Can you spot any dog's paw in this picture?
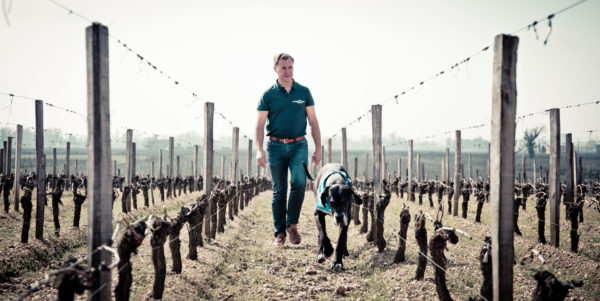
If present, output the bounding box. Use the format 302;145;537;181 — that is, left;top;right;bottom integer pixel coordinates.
330;262;345;272
317;253;326;263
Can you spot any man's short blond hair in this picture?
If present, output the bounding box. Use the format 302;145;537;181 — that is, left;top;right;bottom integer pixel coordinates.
274;53;294;66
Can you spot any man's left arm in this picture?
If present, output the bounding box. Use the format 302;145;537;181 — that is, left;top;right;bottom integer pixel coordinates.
306;105;322;166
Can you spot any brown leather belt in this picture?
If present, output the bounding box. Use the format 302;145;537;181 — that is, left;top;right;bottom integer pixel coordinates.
269;136;305;143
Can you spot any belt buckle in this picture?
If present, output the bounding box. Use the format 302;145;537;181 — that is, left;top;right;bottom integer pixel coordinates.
283;138;293;143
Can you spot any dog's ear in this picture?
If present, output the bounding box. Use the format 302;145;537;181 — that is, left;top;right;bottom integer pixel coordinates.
321;187;330;205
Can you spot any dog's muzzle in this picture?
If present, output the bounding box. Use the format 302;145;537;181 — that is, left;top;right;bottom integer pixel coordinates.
334;213;348;227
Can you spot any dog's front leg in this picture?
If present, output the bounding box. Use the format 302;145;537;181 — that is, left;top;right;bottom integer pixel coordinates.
315;211;334;263
332;225;349;271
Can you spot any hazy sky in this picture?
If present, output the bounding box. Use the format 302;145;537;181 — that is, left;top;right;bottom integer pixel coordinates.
1;0;599;151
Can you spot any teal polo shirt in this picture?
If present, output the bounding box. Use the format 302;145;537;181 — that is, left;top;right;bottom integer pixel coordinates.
257;80;315;139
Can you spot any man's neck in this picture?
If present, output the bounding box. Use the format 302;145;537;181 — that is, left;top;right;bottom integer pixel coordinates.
278;78;293;91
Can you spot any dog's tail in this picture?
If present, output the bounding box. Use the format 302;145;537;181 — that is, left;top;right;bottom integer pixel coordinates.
302;162;314;181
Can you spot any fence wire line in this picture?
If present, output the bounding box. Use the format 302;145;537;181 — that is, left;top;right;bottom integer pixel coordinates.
327;0;592;139
379;99;600;148
45;0;251;139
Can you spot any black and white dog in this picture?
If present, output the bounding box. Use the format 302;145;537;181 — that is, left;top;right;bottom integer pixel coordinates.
309;163;362;271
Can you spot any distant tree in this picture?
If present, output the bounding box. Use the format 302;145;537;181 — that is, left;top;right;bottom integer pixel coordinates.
523;127;544;158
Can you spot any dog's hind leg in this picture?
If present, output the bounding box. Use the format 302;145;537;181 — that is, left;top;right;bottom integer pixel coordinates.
315;211;334;263
332;225;349;271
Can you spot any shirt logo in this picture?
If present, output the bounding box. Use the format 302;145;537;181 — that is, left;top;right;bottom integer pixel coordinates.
292;99;305;104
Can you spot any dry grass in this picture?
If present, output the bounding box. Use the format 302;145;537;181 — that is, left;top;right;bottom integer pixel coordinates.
1;188;599;300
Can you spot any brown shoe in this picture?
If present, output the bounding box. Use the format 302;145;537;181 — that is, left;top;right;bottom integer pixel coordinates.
273;232;285;246
287;224;301;245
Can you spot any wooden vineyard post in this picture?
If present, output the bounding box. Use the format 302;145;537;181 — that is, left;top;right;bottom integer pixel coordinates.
132;143;136;179
247;139;253;178
565;134;574;208
52;148;57;176
416;153;420;182
327;138;332;163
203;102;214;240
125;129;132;184
34;100;46;240
86;22;112;300
14;125;22;211
398;157;401;180
453;130;461;217
159;149;163;178
522;155;527;183
169;137;174;192
231;127;239;182
548;108;560;247
65;142;70;190
490;33;518;301
341;127;347;167
371;105;386;251
445;148;450;184
5;136;11;178
468;153;472;179
194;145;199;187
408;140;413;201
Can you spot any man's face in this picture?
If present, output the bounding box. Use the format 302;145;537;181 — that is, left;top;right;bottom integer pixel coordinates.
274;59;293;83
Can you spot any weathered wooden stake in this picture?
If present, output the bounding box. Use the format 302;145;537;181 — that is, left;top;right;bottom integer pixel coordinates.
176;155;180;177
52;148;57;176
125;129;132;184
194;145;199;183
408;140;413;201
565;134;574;209
533;160;537;183
169;137;174;179
159;149;163;178
14;125;22;211
490;33;518;301
522;155;527;183
203;102;214;240
371;105;385;251
453;130;461;217
469;153;472;179
86;22;112;300
445;148;450;184
416;153;421;182
326;138;332;163
231;127;239;182
35;100;46;240
65;141;70;189
247;139;253;178
549;108;560;248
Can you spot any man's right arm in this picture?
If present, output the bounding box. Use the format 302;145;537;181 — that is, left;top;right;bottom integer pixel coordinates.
255;110;268;168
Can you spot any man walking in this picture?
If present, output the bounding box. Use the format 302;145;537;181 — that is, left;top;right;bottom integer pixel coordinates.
256;53;322;246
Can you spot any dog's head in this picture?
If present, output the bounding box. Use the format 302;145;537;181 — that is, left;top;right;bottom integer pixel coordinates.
321;184;353;227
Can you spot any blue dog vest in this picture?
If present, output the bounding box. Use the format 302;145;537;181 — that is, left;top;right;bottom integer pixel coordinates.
316;171;352;215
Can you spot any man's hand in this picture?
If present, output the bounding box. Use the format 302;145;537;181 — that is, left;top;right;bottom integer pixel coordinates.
257;149;267;168
311;148;322;167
